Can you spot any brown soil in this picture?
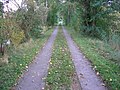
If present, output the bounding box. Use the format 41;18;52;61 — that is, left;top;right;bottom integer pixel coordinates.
71;72;82;90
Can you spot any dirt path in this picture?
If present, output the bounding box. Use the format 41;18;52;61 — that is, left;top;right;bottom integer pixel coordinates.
15;27;58;90
62;27;107;90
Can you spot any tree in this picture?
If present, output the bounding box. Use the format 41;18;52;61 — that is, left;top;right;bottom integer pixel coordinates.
0;1;4;17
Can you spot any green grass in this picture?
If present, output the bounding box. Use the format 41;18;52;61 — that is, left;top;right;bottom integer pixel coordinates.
0;29;53;90
45;27;74;90
67;27;120;90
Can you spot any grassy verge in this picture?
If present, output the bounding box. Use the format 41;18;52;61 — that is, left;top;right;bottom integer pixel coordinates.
67;27;120;90
0;29;53;90
45;27;74;90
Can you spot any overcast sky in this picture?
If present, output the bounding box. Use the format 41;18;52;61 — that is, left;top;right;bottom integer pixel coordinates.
0;0;22;11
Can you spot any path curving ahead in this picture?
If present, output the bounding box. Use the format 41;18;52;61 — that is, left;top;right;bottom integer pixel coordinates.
15;27;58;90
62;27;107;90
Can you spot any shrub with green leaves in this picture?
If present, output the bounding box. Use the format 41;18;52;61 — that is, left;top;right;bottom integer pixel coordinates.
30;26;43;39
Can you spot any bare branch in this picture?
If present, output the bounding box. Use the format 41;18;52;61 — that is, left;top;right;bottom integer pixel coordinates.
10;0;20;9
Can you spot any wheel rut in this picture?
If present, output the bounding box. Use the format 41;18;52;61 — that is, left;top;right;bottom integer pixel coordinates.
14;26;58;90
62;26;107;90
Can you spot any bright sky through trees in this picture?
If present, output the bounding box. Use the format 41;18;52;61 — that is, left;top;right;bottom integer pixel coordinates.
0;0;22;11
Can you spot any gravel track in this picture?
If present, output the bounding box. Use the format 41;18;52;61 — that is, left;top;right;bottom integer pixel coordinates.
62;27;107;90
15;26;58;90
